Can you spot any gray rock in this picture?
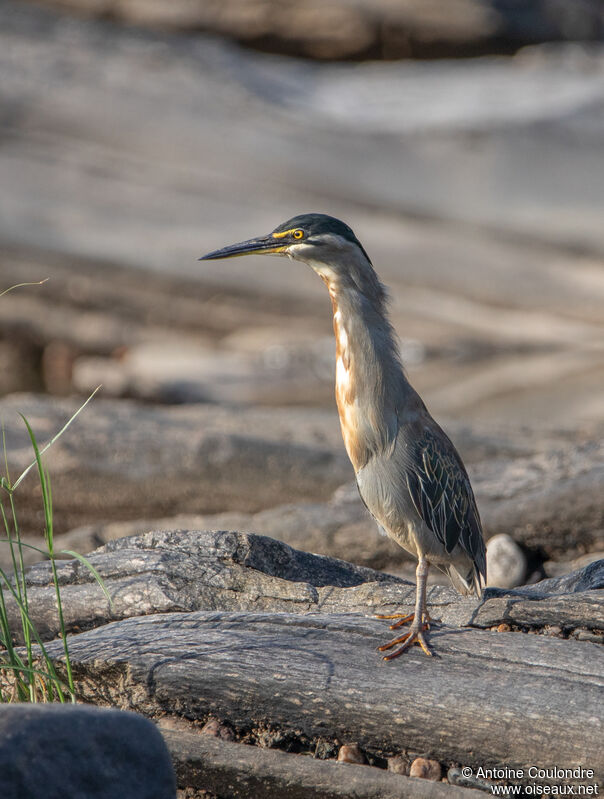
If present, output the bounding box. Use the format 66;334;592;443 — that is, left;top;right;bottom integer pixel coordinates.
473;587;604;631
9;530;603;644
5;529;416;642
10;530;603;796
486;533;527;588
572;628;604;644
38;609;604;780
73;335;335;406
506;559;604;594
0;704;176;799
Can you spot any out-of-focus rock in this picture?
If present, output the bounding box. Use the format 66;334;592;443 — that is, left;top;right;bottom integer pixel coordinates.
41;340;76;396
486;533;527;588
1;394;351;535
543;550;604;578
0;339;41;395
22;0;604;59
0;535;47;574
73;337;334;406
3;4;604;431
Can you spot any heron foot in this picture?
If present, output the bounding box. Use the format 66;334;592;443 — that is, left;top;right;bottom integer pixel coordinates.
378;621;434;659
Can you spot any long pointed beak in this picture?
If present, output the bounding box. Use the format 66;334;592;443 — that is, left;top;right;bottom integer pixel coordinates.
199;234;287;261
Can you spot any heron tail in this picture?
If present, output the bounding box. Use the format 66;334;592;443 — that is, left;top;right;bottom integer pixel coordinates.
447;563;484;597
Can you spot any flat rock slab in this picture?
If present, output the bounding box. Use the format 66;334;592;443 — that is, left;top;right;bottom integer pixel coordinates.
162;729;475;799
10;529;437;641
14;530;604;642
39;609;604;782
0;704;176;799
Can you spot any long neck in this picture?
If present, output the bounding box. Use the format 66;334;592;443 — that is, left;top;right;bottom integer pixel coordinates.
325;264;414;472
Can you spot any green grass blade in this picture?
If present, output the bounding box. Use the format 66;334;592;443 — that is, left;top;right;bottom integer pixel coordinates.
1;425;11;492
61;550;113;608
16;427;75;697
0;571;69;702
0;279;48;299
11;387;101;492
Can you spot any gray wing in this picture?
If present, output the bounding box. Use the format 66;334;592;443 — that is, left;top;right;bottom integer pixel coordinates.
403;425;486;580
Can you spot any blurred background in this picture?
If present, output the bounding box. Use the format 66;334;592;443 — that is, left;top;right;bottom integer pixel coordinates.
1;0;604;585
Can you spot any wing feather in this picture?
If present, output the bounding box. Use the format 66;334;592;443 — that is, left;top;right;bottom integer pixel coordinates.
404;426;486;580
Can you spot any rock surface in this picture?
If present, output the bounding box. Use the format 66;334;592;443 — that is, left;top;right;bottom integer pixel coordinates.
0;704;176;799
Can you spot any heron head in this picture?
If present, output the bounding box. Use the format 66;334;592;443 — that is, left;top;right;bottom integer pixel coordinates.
199;213;372;286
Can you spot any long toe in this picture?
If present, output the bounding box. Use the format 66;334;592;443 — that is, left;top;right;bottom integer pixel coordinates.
375;612;415;630
379;624;434;660
378;631;412;652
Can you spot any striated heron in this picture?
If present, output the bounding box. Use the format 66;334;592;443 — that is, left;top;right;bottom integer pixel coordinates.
200;213;486;659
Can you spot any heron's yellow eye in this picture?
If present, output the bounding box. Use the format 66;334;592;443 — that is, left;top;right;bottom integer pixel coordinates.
292;229;304;240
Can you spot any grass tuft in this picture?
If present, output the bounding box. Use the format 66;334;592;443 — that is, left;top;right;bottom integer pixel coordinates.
0;398;108;702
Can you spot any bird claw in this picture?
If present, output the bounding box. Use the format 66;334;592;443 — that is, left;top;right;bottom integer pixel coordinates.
378;623;434;659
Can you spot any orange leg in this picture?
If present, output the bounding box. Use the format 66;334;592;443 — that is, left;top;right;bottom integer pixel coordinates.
378;557;434;659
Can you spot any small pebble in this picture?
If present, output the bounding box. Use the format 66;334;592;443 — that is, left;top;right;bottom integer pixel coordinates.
546;625;562;637
387;754;407;774
496;623;511;633
200;719;234;741
410;757;442;781
338;743;366;764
